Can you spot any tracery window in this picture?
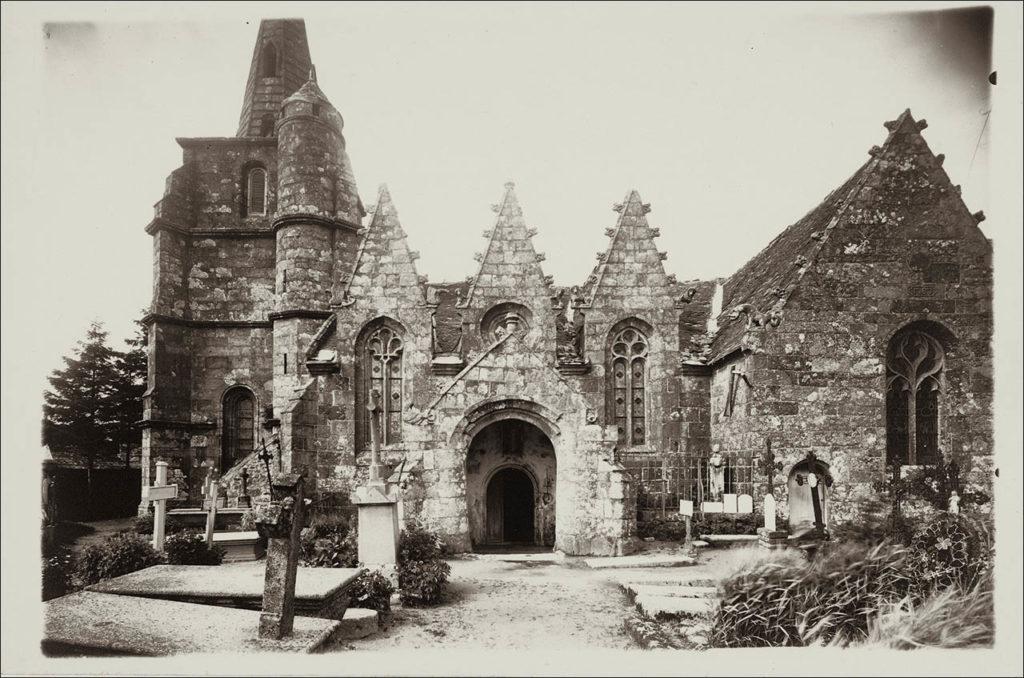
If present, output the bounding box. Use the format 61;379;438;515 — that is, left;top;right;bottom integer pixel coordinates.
358;322;404;447
610;326;649;446
886;327;946;465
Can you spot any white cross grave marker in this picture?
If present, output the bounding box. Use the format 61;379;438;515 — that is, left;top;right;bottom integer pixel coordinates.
144;460;178;551
204;479;220;544
763;494;777;532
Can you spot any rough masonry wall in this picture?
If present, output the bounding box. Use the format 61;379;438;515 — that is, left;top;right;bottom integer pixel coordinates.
714;114;993;525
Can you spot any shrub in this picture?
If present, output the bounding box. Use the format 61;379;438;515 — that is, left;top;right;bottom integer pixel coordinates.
132;513;154;535
710;541;916;648
164;530;225;565
908;513;993;594
853;574;994;649
76;532;164;586
397;520;451;606
348;569;395;613
42;545;76;601
694;512;762;536
300;520;358;568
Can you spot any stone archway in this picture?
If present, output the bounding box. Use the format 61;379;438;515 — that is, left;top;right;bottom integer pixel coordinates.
465;418;556;549
787;458;831;531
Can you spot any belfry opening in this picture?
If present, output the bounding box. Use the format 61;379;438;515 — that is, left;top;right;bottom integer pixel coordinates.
466;419;556;550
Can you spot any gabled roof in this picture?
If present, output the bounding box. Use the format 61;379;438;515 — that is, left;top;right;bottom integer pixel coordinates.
707;109;960;363
342;184;426;307
461;183;552;308
583;189;674;306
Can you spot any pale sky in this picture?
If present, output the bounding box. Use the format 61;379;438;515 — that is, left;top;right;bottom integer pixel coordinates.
0;2;1004;452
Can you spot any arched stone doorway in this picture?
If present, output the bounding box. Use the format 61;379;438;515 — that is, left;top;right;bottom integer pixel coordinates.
466;419;556;549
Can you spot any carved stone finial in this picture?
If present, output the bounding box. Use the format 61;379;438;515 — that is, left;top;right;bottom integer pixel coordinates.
490;204;501;213
973;210;986;223
604;227;616;237
504;181;516;190
409;251;420;261
677;288;697;304
650;227;661;237
883;119;899;131
612;203;624;213
641;203;651;214
473;252;483;262
526;227;538;237
917;119;928;131
868;145;882;157
935;153;945;166
795;255;809;267
810;231;824;241
482;229;493;238
658;252;668;261
536;253;546;262
596;252;606;262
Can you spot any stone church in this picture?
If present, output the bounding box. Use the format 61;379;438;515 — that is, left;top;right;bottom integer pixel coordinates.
140;19;994;555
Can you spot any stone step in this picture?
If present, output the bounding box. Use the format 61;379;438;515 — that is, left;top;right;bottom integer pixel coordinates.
634;594;714;619
211;530;265;563
699;534;760;547
338;607;379;640
583;553;696;570
626;584;717;600
43;591;341;656
87;562;363;620
609;571;716;588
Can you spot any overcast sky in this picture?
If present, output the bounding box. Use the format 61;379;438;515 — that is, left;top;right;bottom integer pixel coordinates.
0;2;1004;452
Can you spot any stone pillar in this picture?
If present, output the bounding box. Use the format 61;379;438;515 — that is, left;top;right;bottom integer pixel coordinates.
256;471;306;640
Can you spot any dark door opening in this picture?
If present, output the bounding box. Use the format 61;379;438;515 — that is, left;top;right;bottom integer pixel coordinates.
485;467;535;544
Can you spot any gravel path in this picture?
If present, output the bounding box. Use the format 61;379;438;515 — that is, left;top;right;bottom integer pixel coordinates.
343;556;638;651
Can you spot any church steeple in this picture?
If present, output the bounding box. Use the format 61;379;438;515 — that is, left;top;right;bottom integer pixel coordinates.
236;19;312;137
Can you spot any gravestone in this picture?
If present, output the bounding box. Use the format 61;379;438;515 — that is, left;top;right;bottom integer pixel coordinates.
702;501;724;514
679;500;694;543
255;471;306;640
722;493;738;514
145;461;178;551
737;494;753;514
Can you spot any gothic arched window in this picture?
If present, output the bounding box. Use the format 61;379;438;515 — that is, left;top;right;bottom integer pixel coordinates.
260;42;278;77
222;386;256;473
246;167;267;216
357;321;404;448
886;327;947;465
610;325;649;446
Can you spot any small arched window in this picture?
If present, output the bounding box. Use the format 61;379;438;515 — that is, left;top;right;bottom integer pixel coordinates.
246;167;267;216
260;42;278;77
222;387;256;473
356;321;405;448
886;326;947;465
610;326;649;446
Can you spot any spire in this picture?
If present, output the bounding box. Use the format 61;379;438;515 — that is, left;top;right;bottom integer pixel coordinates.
344;185;425;308
585;189;672;305
463;182;551;307
236;19;312;137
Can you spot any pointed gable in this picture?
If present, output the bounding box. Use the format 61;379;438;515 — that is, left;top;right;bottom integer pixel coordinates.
463;182;552;309
236;19;313;137
584;189;675;307
343;185;426;309
708;108;987;363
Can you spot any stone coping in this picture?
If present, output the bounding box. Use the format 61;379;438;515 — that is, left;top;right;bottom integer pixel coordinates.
87;563;362;602
43;591;340;656
699;534;760;544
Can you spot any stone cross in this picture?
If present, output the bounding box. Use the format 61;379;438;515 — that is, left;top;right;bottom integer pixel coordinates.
763;494;777;532
204;479;220;544
367;390;386;486
256;471;307;640
145;460;178;551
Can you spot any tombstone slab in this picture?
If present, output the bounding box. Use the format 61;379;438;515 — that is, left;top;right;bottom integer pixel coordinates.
763;495;777;532
701;501;724;514
87;562;361;619
737;494;754;514
43;592;341;656
255;471;306;639
722;493;738;513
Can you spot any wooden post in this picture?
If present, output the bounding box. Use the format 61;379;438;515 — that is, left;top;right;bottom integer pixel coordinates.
204;480;220;544
146;461;178;552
